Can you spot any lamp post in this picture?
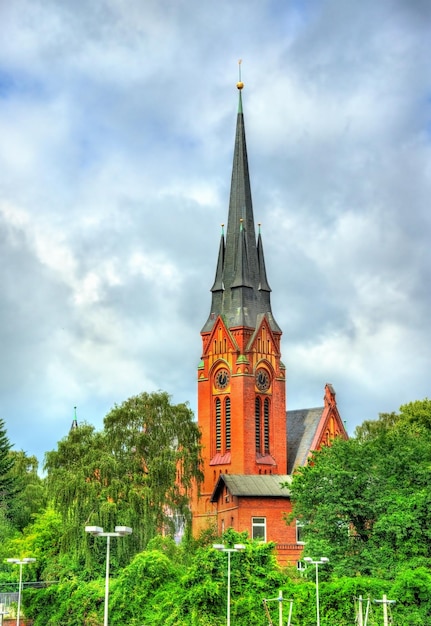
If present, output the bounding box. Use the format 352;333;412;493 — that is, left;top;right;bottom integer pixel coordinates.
6;558;36;626
85;525;132;626
213;544;245;626
303;557;329;626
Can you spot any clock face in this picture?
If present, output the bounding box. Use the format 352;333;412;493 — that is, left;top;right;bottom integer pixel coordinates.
215;368;230;390
255;368;270;391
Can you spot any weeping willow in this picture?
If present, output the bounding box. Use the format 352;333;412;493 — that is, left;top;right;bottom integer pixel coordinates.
44;391;203;572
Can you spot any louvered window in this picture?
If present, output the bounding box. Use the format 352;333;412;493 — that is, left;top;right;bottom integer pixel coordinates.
215;398;221;451
255;397;261;452
225;397;231;451
264;398;270;453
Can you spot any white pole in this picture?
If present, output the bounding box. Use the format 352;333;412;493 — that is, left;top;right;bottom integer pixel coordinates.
358;595;363;626
382;594;388;626
104;535;110;626
85;526;131;626
287;599;293;626
227;550;231;626
315;562;320;626
364;597;370;626
278;590;282;626
16;562;23;626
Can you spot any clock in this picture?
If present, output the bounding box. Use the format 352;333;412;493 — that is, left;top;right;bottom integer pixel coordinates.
215;368;230;390
255;368;270;391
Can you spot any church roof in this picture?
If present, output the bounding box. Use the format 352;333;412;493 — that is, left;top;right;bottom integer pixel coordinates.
211;473;292;502
287;407;325;474
202;84;280;334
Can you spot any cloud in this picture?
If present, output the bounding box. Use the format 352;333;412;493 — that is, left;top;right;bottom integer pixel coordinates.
0;0;430;464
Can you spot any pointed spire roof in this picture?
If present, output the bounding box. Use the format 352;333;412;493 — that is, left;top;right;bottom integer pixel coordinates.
211;224;225;292
70;406;78;431
202;72;280;334
257;224;271;292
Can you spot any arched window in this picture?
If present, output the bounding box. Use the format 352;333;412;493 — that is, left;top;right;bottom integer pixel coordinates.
215;398;221;452
225;397;231;451
255;396;271;455
255;397;261;452
264;398;270;454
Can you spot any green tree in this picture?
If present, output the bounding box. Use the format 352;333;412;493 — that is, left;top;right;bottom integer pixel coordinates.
44;391;203;573
8;450;47;531
0;418;20;517
289;399;431;578
6;507;65;581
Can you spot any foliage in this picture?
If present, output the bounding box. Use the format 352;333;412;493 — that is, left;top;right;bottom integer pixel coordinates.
25;531;290;626
289;399;431;579
0;418;20;515
0;506;20;577
21;524;431;626
43;391;203;575
8;450;47;531
389;567;431;625
5;507;67;582
26;578;103;626
12;397;431;624
109;549;181;625
102;390;203;544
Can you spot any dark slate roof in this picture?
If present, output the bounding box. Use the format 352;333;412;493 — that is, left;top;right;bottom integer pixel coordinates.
211;473;291;502
287;407;324;474
202;89;280;334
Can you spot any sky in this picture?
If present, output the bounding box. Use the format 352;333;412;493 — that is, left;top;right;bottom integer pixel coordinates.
1;0;430;468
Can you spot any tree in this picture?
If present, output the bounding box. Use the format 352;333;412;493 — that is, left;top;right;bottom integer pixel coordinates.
289;400;431;579
44;391;203;572
8;450;47;531
354;398;431;441
0;419;20;516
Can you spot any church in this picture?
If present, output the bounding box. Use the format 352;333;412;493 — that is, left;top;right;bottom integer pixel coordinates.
191;76;347;566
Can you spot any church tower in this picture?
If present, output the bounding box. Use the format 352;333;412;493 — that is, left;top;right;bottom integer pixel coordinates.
193;77;287;533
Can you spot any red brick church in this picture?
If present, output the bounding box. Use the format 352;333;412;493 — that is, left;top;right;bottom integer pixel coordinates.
191;78;347;566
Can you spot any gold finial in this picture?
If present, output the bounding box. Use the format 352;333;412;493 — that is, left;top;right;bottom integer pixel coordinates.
237;59;244;90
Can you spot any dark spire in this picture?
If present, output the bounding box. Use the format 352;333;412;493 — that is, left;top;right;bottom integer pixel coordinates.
211;224;225;292
202;72;280;334
231;219;253;289
257;224;271;292
70;406;78;431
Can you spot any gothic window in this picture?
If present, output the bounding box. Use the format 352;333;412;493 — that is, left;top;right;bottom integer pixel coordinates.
255;397;261;452
215;398;221;452
225;397;231;451
255;396;271;455
264;398;270;454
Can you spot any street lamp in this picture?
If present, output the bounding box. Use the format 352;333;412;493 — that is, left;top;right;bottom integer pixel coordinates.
213;543;245;626
6;558;36;626
303;557;329;626
85;525;132;626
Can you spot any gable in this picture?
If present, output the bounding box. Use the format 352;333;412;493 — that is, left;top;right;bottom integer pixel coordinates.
287;384;348;473
246;313;281;356
201;315;238;358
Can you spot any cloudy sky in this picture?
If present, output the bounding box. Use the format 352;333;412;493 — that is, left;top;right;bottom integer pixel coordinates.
1;0;430;467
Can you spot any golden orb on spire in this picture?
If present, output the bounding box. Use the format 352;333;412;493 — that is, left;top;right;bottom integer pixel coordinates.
237;58;244;89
